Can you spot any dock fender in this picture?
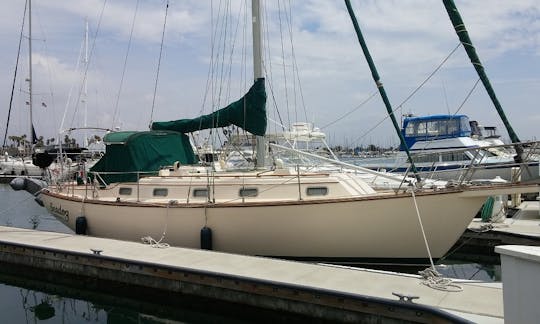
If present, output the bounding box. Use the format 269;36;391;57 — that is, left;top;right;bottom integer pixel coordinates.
200;226;213;250
9;177;47;196
75;216;87;235
9;177;26;191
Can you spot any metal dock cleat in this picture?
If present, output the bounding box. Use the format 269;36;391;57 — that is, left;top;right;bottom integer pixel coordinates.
392;292;419;303
90;249;103;255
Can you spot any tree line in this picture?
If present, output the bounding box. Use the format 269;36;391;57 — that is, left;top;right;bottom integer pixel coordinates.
4;134;102;149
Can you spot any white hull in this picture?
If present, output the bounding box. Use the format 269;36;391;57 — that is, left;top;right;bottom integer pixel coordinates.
42;187;486;260
0;158;43;176
354;156;539;183
419;162;539;183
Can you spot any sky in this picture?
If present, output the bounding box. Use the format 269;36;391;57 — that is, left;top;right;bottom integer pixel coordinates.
0;0;538;148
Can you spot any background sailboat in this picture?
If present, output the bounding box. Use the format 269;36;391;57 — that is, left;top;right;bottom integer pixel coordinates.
1;0;43;178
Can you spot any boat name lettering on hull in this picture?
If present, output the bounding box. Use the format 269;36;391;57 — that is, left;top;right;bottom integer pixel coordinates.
49;203;69;222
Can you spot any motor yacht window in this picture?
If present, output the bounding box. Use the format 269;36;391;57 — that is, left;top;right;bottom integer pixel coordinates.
405;122;417;136
405;121;427;137
153;188;168;197
416;122;426;136
460;117;471;134
447;119;459;135
427;120;441;136
239;188;258;197
440;151;470;162
411;153;439;163
192;188;208;197
119;187;132;196
306;187;328;196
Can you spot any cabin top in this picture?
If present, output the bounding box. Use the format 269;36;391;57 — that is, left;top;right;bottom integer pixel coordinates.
401;115;471;150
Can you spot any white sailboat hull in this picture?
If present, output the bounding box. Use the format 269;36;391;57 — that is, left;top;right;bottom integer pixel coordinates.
41;188;486;260
0;159;43;176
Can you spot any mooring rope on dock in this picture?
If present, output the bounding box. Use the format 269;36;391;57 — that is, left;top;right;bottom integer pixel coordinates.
410;185;463;292
468;223;494;233
141;235;170;248
140;200;175;248
418;268;463;292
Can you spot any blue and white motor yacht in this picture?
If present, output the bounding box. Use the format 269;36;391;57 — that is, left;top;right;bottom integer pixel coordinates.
353;114;539;182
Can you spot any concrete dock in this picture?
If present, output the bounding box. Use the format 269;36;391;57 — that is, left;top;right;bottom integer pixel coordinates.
0;226;505;323
450;201;540;263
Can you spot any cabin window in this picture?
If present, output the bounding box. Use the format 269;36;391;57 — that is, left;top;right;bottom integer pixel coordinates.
439;152;470;162
405;123;415;136
411;153;439;163
239;188;258;197
306;187;328;196
405;121;427;137
447;119;459;135
460;117;471;133
118;187;132;196
416;122;426;136
192;188;208;198
427;120;441;136
153;188;168;197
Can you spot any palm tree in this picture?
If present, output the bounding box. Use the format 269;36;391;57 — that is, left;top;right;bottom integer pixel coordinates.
36;136;44;147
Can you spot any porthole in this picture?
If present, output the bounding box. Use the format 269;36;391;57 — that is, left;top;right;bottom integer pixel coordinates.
119;187;132;196
239;188;258;197
153;188;168;197
192;188;208;197
306;187;328;196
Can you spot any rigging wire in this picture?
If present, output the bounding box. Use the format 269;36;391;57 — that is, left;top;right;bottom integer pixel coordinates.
199;0;220;116
61;0;108;134
276;0;291;128
217;0;246;151
283;0;308;123
216;0;230;109
224;1;245;102
213;0;232;148
348;43;462;147
452;77;481;116
61;38;84;138
194;0;222;159
112;0;139;129
3;0;28;148
35;12;60;135
261;2;285;133
149;0;169;128
320;90;378;130
202;1;259;154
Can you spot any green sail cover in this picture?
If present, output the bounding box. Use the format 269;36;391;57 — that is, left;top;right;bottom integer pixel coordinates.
151;78;267;135
89;130;197;184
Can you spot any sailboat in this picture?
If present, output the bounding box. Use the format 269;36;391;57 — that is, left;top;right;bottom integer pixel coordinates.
30;1;539;263
1;0;44;178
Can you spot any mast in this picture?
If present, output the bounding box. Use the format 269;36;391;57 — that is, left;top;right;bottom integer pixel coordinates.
83;19;89;147
28;0;34;146
252;0;265;168
344;0;421;182
442;0;524;161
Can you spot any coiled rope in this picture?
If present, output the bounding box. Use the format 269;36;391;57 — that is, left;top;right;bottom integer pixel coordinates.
418;268;463;292
141;200;173;248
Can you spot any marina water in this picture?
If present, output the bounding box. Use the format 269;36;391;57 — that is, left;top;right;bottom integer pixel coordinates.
0;183;499;322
